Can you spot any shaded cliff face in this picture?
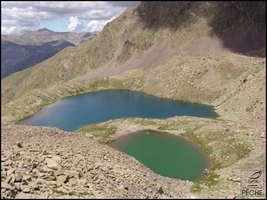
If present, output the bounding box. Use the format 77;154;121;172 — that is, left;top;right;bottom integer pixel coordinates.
1;39;75;78
137;1;266;56
136;1;200;30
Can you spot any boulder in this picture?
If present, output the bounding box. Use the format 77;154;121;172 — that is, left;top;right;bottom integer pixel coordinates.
45;158;60;170
57;175;69;184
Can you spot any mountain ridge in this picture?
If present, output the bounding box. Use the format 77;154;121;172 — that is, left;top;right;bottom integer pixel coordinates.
1;29;98;78
2;29;98;45
1;39;75;78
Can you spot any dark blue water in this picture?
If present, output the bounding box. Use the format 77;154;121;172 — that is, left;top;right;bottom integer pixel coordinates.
19;90;218;131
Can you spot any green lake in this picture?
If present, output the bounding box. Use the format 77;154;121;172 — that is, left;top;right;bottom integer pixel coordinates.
110;130;208;181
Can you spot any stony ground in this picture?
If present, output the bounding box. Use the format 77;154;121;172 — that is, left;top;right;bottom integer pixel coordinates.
2;115;264;198
1;125;192;199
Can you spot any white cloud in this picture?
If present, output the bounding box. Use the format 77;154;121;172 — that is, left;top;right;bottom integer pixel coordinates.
87;16;116;32
87;20;105;32
1;1;139;33
2;26;16;34
3;6;52;21
67;16;83;32
2;19;17;25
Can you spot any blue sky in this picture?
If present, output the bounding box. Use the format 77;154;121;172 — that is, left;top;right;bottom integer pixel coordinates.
37;18;70;32
1;1;139;34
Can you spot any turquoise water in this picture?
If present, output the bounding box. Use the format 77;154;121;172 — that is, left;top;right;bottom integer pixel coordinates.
110;130;208;181
19;90;218;131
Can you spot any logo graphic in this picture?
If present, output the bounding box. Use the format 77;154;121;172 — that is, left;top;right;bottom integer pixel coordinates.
241;169;265;197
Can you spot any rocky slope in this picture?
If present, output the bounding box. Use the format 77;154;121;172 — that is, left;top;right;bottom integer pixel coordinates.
1;2;266;199
1;125;191;199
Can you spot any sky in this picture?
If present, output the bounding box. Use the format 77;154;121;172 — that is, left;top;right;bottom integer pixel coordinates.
1;1;139;34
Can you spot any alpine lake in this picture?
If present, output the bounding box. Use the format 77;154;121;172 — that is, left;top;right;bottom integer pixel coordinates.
20;90;218;181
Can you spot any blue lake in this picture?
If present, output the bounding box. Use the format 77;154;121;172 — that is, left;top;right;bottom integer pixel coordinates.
19;90;218;131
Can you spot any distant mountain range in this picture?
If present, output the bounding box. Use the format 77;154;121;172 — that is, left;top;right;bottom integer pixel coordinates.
1;28;98;78
1;39;75;78
2;28;98;45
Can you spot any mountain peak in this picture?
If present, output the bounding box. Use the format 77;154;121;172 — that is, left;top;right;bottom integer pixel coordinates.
38;28;54;32
20;29;34;34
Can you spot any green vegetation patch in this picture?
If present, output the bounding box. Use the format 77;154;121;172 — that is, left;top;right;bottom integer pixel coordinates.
78;124;107;133
158;124;177;131
138;119;158;126
181;128;213;155
203;130;252;167
181;125;253;193
191;170;220;193
179;127;222;190
77;124;117;138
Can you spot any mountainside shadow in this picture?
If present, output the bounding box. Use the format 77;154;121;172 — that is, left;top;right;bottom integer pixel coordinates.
136;1;202;31
208;1;266;57
136;1;266;57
